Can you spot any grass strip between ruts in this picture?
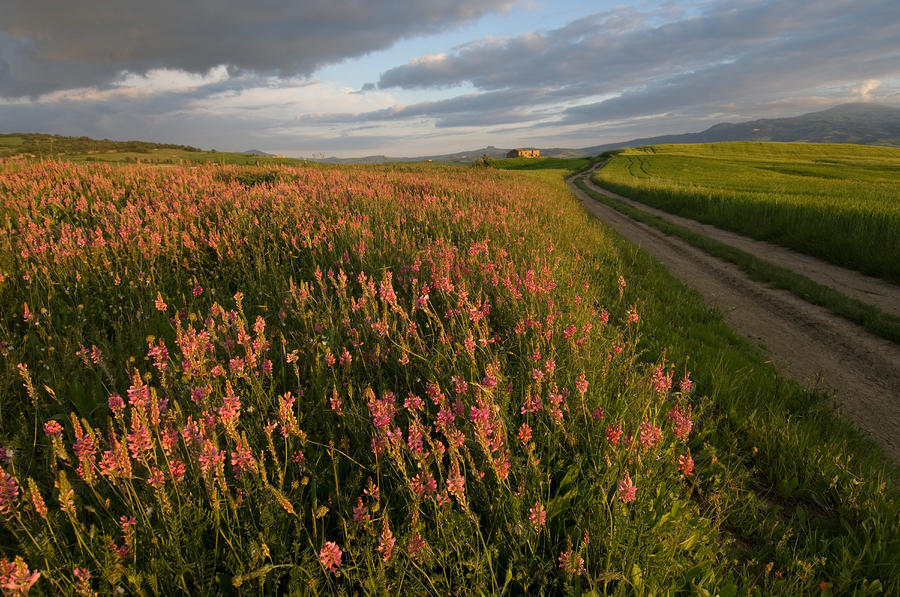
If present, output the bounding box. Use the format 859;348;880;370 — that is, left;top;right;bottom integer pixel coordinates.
574;177;900;346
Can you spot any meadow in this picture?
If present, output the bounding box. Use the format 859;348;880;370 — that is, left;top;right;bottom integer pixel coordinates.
591;142;900;283
0;159;896;594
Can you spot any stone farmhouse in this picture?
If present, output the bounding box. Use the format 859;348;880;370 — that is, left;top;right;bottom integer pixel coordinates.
506;148;541;158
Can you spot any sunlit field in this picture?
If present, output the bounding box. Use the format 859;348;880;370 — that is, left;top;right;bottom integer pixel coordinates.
592;142;900;282
0;160;896;594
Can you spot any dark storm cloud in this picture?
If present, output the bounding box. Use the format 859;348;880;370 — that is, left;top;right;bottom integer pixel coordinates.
368;0;900;126
0;0;514;97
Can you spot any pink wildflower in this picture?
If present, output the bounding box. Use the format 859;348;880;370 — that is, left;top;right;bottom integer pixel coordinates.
627;306;639;323
606;424;622;445
0;469;19;519
679;372;693;395
517;423;532;446
378;519;396;562
678;452;695;477
319;541;342;574
43;420;63;436
352;497;368;523
446;470;466;503
638;419;663;451
108;394;125;413
411;471;437;496
618;471;637;503
528;502;546;530
154;292;167;312
558;547;585;575
667;404;693;440
0;556;40;594
73;567;92;596
407;534;426;562
575;371;588;396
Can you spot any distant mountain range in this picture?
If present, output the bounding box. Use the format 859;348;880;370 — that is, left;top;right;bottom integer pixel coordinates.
319;102;900;163
579;103;900;154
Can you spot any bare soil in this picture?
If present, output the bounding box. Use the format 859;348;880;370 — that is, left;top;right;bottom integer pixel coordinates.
569;168;900;463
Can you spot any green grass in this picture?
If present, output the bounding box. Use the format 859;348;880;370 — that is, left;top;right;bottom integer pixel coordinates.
575;178;900;345
0;159;897;594
592;142;900;283
487;156;594;171
0;132;308;165
0;136;24;148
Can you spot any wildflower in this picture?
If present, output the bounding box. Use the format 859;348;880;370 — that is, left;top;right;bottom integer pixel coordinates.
154;292;167;312
627;306;639;323
605;424;622;445
528;502;546;530
27;479;47;519
446;470;466;504
407;424;425;457
147;339;169;373
192;284;203;296
679;371;693;395
364;478;380;502
667;404;693;440
575;371;588;396
217;382;242;432
147;467;165;488
119;516;136;554
544;358;556;375
168;459;186;483
0;556;40;594
638;419;663;451
591;407;605;421
230;441;255;477
352;497;367;523
126;423;152;462
520;393;542;414
319;541;342;574
678;452;695;477
190;387;207;403
404;393;424;411
73;568;93;596
558;547;585;575
43;420;64;436
411;471;437;496
198;440;224;475
107;394;125;413
407;534;426;562
0;469;19;519
618;471;637;503
339;347;352;367
378;519;396;562
517;423;533;446
482;363;499;389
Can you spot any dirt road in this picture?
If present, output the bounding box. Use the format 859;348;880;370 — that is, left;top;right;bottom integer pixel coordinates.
568;167;900;463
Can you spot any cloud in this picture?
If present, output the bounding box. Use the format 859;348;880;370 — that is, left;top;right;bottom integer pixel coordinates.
0;0;515;97
854;79;883;100
370;0;900;128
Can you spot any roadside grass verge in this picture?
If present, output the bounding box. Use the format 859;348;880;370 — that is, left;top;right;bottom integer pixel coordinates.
519;167;900;594
592;143;900;283
575;178;900;345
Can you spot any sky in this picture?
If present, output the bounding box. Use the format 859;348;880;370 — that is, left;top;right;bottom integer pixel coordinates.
1;0;899;157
